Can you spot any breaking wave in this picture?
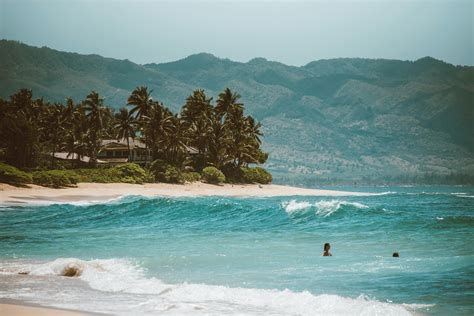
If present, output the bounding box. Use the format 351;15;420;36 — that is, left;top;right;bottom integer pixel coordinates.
1;258;428;315
282;199;369;216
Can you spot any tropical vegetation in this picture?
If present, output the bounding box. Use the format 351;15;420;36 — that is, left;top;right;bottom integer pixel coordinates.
0;162;32;185
202;167;226;184
0;87;270;186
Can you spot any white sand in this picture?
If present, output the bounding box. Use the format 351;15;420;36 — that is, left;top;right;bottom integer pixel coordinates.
0;182;374;205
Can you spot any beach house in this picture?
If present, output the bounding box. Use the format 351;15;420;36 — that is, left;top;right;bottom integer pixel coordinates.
52;138;198;166
98;138;199;165
97;138;150;165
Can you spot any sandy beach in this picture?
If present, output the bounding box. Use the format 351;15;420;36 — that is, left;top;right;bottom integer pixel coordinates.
0;302;88;316
0;182;374;205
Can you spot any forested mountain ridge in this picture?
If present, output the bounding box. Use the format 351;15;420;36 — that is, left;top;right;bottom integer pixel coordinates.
1;40;473;184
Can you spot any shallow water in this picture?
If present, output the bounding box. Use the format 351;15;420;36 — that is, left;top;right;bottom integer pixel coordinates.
0;186;473;315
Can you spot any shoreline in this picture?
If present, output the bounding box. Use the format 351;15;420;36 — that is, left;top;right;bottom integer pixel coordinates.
0;299;92;316
0;182;376;205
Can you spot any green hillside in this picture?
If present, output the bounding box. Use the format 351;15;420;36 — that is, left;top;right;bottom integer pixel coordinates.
1;40;473;184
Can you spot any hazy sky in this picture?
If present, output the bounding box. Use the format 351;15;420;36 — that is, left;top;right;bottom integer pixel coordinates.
1;0;472;66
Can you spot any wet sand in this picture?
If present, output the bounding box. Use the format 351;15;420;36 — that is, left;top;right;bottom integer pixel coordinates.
0;301;89;316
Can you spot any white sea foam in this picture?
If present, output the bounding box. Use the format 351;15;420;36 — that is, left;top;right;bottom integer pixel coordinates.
315;200;369;217
62;195;130;206
281;200;313;213
1;258;429;315
1;195;130;208
374;191;398;195
449;192;474;198
282;199;369;216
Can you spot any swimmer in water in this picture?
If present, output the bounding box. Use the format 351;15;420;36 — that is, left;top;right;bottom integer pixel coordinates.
392;252;399;257
323;243;332;256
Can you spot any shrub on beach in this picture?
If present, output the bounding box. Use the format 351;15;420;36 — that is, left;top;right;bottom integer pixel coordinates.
182;171;201;183
32;170;78;188
149;159;166;182
65;171;80;185
241;167;272;184
114;163;149;184
72;168;119;183
31;171;53;187
0;162;32;184
163;165;184;183
149;160;185;183
202;166;225;184
53;164;151;185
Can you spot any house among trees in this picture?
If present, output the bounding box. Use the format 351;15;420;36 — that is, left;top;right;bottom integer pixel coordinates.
52;138;199;166
97;138;199;165
98;138;149;164
51;139;149;166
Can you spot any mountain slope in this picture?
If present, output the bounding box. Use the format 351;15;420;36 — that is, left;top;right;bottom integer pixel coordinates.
1;40;473;184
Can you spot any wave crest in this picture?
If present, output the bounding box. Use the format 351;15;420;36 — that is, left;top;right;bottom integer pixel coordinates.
281;199;369;216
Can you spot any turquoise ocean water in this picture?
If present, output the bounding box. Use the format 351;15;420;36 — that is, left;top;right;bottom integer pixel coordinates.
0;186;473;315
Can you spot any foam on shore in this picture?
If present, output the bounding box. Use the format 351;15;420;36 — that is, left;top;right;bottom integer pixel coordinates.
1;258;431;315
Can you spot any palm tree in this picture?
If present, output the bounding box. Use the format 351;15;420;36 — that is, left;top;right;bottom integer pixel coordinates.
2;89;42;168
45;103;66;167
208;88;246;169
244;116;263;145
163;116;189;166
208;114;232;169
128;86;153;120
141;103;174;160
10;88;34;114
188;117;213;155
62;101;89;167
180;89;213;128
63;97;76;125
114;108;137;160
180;90;214;170
83;91;107;165
229;115;266;168
83;91;105;128
215;88;242;121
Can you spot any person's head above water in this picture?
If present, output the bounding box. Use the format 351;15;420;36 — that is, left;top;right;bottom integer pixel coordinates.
392;252;399;257
323;243;332;256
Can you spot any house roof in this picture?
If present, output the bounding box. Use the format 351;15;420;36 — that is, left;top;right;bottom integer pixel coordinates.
101;138;147;149
52;152;107;164
100;138;199;154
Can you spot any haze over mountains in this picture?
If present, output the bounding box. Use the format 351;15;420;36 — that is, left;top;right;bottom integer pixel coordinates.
1;40;473;184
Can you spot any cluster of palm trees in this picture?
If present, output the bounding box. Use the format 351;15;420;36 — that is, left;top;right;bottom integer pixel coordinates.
0;87;268;174
122;86;268;172
0;89;114;168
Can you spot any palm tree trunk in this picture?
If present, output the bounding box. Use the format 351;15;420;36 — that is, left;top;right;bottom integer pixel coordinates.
51;140;56;168
126;137;131;162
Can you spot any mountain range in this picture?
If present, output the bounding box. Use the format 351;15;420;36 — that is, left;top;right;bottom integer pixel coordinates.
1;40;473;184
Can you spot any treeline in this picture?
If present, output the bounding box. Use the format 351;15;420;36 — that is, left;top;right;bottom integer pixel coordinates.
0;87;271;184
